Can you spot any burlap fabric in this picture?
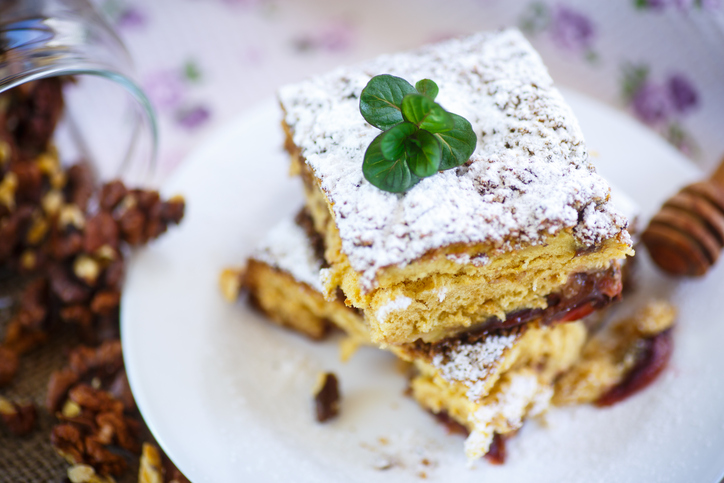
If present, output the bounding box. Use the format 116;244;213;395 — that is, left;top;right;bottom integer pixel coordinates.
0;278;139;483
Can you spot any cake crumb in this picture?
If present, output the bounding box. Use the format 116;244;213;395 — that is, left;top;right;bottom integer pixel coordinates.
313;372;340;423
219;267;245;302
372;456;395;471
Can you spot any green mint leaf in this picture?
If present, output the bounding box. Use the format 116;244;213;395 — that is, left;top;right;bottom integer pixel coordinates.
401;93;454;133
405;130;442;178
415;79;439;100
360;75;417;130
434;113;477;170
380;122;417;161
363;133;420;193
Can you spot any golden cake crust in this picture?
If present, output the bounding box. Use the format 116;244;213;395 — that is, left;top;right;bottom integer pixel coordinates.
279;29;632;293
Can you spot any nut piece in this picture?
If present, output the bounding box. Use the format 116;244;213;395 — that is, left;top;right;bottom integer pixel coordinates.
59;204;86;230
0;346;19;387
67;464;117;483
74;255;101;286
108;370;135;411
47;368;80;412
51;423;85;464
68;340;123;378
0;397;37;436
90;290;120;316
68;384;123;414
62;399;83;418
3;319;47;355
0;171;18;209
84;212;119;253
41;189;64;216
219;267;245;302
49;263;91;304
99;181;127;211
25;211;49;245
66;164;95;211
139;443;164;483
313;372;340;423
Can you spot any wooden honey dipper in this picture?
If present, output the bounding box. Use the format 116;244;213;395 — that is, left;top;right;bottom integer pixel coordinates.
642;159;724;276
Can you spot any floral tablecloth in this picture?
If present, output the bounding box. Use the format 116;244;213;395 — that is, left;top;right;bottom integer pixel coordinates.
90;0;724;181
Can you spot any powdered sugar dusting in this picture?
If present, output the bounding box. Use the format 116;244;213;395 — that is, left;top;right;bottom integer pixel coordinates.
376;296;413;323
279;29;629;291
464;371;551;460
431;332;520;401
446;253;489;267
251;217;323;292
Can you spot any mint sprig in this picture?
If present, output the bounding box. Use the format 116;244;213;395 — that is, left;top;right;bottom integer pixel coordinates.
360;75;477;193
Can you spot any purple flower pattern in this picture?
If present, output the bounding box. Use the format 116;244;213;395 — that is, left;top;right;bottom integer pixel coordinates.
550;5;596;54
634;0;720;10
631;83;672;125
143;61;211;131
667;74;699;114
100;0;146;30
623;65;700;154
87;0;719;176
292;20;355;53
143;71;185;111
116;7;146;29
519;3;598;62
176;106;212;130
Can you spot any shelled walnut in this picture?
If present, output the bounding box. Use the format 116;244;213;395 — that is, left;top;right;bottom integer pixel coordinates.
0;78;188;481
49;342;141;477
0;396;37;436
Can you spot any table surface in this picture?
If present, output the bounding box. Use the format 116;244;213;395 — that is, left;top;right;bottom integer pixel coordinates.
89;0;724;181
23;0;720;481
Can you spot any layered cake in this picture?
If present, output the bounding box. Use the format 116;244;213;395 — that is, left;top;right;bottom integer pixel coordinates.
229;212;589;459
226;213;673;460
220;29;676;463
278;29;633;346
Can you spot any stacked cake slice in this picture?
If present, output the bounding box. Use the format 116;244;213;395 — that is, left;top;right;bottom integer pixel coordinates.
226;29;643;461
279;30;631;348
241;210;593;459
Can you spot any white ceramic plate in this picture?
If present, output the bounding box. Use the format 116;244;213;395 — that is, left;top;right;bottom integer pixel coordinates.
122;90;724;483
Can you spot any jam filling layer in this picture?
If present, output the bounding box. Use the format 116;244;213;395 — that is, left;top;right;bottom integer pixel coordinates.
406;264;623;359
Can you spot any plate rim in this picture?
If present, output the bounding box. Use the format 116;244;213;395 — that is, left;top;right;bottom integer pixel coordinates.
122;90;724;483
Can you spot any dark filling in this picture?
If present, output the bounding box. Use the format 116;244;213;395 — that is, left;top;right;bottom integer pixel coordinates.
314;372;341;423
430;411;508;464
293;205;624;356
484;433;507;465
595;328;673;407
431;410;469;436
407;264;623;359
295;208;364;317
295;207;328;269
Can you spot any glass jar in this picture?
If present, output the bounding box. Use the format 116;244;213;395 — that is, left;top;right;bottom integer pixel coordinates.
0;0;156;183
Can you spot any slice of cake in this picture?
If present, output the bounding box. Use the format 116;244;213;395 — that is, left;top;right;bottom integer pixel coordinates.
410;323;585;460
225;213;674;461
278;29;633;346
234;212;371;346
226;213;589;460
